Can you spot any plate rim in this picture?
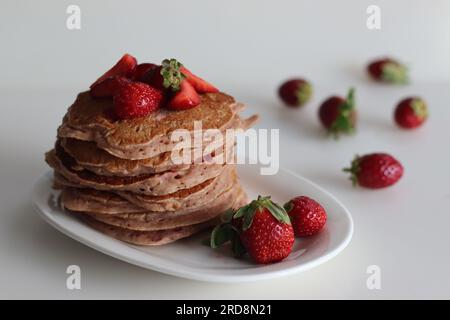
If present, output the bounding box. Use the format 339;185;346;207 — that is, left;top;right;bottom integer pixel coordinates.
31;169;353;283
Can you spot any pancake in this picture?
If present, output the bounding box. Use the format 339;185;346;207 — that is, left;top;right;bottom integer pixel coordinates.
60;165;236;213
117;166;236;211
61;187;145;214
58;91;245;160
59;113;258;176
45;81;259;246
73;183;247;231
81;214;215;246
46;144;227;196
60;135;236;177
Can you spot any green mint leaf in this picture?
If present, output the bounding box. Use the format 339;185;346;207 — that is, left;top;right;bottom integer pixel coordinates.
221;208;235;223
210;223;234;248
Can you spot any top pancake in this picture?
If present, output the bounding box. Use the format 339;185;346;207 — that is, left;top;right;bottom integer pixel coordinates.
58;91;242;160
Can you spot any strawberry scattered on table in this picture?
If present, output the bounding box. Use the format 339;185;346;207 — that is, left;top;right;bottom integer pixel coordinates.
343;153;404;189
394;97;428;129
278;78;312;107
367;57;408;84
284;196;327;237
319;88;357;138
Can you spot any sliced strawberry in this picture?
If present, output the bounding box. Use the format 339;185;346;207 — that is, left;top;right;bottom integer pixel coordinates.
90;77;129;98
180;67;218;93
90;54;137;88
168;80;200;110
133;63;157;82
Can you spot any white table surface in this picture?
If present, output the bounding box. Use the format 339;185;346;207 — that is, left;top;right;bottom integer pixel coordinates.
1;0;450;299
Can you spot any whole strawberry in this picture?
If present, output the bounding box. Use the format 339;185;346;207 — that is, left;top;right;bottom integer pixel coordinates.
284;196;327;237
319;88;356;137
278;78;312;107
394;97;428;129
113;81;163;119
367;58;408;84
211;196;294;264
343;153;403;189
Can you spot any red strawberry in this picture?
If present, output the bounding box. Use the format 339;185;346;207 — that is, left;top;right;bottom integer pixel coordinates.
141;65;164;90
168;80;200;110
284;196;327;237
133;63;157;82
319;88;357;137
90;77;129;98
90;54;137;88
394;97;428;129
343;153;403;189
278;78;312;107
367;58;408;84
211;196;294;264
113;81;163;119
180;67;218;93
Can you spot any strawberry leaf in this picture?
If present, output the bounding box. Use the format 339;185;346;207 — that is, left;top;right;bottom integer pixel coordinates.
161;58;186;92
242;207;257;230
221;208;235;223
411;98;428;119
343;154;361;186
329;88;356;138
233;205;249;219
210;223;235;248
295;82;312;106
382;62;408;84
265;201;291;225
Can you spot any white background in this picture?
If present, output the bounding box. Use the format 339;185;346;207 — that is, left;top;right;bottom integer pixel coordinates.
1;0;449;299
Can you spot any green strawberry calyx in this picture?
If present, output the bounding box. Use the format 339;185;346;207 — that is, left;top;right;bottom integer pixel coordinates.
234;195;290;230
381;61;409;84
329;87;356;138
209;196;290;257
160;58;186;92
342;154;361;186
411;98;428;120
295;81;313;106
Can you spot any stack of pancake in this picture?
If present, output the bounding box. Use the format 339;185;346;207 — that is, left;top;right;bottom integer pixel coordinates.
46;91;258;245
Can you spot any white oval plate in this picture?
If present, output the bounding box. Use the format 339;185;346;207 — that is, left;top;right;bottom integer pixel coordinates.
32;165;353;283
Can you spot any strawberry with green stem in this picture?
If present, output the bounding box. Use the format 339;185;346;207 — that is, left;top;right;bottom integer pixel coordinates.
278;78;313;107
318;88;357;138
367;58;409;84
343;153;404;189
394;97;428;129
210;196;294;264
